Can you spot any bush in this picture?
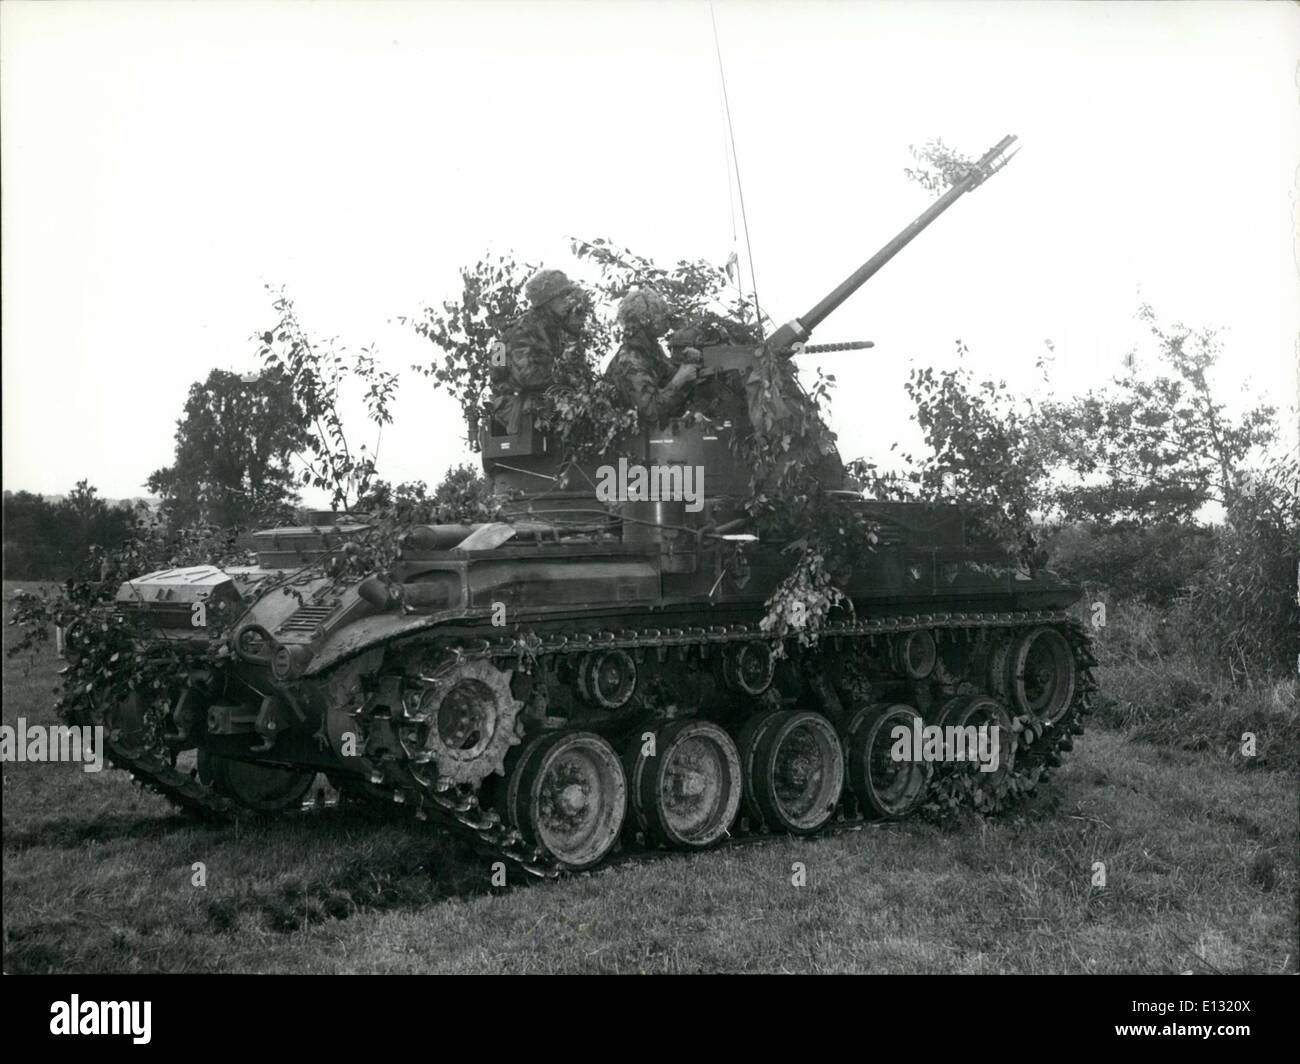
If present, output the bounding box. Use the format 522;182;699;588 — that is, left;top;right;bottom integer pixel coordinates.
1088;596;1205;666
1093;662;1299;774
1046;522;1215;606
1181;458;1299;682
1050;457;1297;684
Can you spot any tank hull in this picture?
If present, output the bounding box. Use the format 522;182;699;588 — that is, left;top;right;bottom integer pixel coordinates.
93;488;1094;876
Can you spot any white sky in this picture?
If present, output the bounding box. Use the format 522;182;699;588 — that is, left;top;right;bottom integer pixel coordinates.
3;0;1297;502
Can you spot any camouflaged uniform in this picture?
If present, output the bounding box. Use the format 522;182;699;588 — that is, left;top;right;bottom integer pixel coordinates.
489;307;569;433
488;270;587;434
605;325;692;424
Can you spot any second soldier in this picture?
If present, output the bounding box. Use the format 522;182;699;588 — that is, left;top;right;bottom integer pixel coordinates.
605;286;700;425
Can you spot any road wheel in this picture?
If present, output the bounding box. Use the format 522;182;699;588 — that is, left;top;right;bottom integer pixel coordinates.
1008;627;1077;724
512;731;626;871
627;720;741;850
199;752;316;813
844;702;930;819
937;694;1015;779
752;710;844;835
735;707;786;829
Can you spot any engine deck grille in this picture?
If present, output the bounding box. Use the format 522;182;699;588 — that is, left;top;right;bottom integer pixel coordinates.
277;603;339;634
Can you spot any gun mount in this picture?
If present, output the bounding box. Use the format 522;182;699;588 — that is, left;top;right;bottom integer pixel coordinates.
484;134;1020;494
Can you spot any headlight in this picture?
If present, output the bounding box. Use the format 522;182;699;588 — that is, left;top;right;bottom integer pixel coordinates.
271;644;312;680
272;646;293;679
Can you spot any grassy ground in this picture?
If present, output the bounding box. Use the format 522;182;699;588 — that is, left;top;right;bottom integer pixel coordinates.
3;582;1296;974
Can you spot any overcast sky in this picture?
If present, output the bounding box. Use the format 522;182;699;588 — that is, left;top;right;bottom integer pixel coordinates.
3;0;1297;503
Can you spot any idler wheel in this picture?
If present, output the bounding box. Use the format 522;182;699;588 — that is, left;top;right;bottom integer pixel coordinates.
1008;627;1077;725
892;629;937;680
844;703;931;819
752;710;844;835
199;752;316;813
937;694;1015;779
577;650;638;710
511;731;626;871
735;707;786;829
722;642;776;696
627;720;741;850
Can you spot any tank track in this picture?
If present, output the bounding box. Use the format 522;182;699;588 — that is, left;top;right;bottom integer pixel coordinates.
70;609;1098;882
70;733;239;823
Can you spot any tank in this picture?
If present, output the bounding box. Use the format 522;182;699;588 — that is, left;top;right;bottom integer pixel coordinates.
81;134;1096;876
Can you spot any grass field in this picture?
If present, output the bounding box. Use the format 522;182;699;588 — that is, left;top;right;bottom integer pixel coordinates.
3;582;1296;974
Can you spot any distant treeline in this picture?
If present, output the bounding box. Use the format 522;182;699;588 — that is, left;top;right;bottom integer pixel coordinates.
3;483;144;581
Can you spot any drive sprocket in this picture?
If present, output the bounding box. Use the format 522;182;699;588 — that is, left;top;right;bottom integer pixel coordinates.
404;659;524;785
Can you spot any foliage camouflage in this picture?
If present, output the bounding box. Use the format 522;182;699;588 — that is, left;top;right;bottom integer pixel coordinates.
256;286;399;513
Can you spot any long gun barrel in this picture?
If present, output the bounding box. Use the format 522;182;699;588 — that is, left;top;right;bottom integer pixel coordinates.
765;134;1019;354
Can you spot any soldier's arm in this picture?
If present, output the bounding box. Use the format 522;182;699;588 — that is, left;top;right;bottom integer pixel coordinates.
625;364;697;422
506;318;555;390
656;364;699;417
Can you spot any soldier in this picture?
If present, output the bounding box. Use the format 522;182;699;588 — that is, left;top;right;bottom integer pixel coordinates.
489;268;592;434
605;287;700;423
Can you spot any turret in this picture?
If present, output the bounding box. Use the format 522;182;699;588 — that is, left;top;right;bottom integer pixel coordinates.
483;135;1021;499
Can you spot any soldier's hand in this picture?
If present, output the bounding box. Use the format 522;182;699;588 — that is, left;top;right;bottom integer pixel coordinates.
670;364;700;388
681;346;703;365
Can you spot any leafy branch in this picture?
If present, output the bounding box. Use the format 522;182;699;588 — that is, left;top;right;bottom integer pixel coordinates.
256;286;398;512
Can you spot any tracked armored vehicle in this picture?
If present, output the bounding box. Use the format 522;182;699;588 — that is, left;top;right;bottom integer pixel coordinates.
87;135;1095;876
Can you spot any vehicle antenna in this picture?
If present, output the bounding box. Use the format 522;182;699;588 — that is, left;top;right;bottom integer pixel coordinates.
709;1;762;328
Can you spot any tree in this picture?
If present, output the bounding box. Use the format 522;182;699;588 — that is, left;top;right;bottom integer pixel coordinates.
1040;306;1277;524
2;482;139;579
869;341;1055;557
898;146;1278;531
570;236;764;337
360;464;497;526
2;491;63;578
147;368;306;529
406;254;534;435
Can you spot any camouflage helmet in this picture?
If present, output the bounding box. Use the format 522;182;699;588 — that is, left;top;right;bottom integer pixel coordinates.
524;268;578;308
617;287;671;334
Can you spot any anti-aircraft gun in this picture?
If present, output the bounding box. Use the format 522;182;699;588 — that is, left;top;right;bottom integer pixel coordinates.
483;134;1020;503
81;133;1092;877
709;134;1019;367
